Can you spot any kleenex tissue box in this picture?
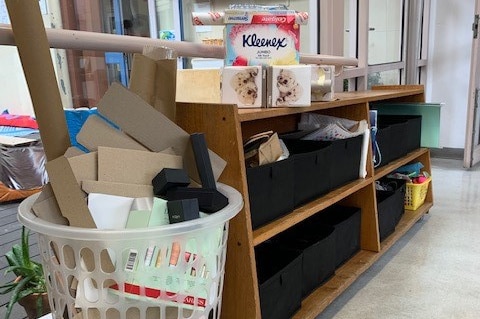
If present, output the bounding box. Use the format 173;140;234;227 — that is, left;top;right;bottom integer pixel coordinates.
224;12;301;66
268;65;311;107
222;65;265;108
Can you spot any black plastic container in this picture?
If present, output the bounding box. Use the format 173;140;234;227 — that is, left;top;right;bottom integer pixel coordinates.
376;178;407;241
246;157;295;229
255;243;303;319
274;222;336;297
282;139;332;207
313;205;361;268
329;135;363;189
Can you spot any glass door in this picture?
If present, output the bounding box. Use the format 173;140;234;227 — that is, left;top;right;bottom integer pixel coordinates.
464;0;480;168
101;0;152;86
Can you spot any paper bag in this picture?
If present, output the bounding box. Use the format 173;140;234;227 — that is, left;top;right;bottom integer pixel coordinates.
258;133;283;166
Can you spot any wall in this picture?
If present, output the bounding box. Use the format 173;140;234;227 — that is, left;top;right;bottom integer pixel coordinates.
0;0;70;116
426;0;475;149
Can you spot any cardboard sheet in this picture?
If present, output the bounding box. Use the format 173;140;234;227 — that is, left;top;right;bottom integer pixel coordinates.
67;152;98;185
32;183;69;225
82;180;153;198
0;135;37;146
64;146;86;158
77;115;148;152
97;146;182;185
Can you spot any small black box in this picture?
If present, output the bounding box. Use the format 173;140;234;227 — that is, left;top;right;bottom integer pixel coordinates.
191;133;217;189
246;157;295;229
255;243;303;319
329;135;363;190
152;168;190;196
376;178;406;241
313;205;361;268
274;222;336;297
282;139;332;207
167;198;200;224
166;187;228;214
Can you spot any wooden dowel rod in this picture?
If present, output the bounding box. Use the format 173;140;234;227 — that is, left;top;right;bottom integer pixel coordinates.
0;24;358;66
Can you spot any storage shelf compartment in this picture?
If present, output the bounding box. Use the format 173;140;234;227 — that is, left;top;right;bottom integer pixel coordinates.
292;200;432;319
374;148;430;180
253;178;372;246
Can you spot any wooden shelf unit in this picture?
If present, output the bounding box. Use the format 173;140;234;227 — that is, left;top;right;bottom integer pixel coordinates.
175;85;433;319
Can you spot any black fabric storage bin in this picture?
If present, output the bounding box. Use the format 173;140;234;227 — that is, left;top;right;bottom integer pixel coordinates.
374;125;390;168
274;222;336;297
256;243;303;319
378;119;408;165
380;115;422;153
282;139;332;207
313;205;361;268
375;115;421;167
246;157;295;229
376;178;407;241
329;135;363;189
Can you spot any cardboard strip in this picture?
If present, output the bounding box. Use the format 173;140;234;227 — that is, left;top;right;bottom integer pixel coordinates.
46;156;95;228
76;115;149;152
82;180;153;198
97;83;226;184
5;0;70;160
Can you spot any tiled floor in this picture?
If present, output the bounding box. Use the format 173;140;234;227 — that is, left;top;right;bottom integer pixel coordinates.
316;158;480;319
1;158;479;319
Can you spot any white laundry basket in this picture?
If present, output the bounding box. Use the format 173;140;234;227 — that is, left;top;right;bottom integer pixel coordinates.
18;183;243;319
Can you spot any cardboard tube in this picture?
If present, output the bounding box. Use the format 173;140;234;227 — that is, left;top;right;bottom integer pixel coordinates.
5;0;70;160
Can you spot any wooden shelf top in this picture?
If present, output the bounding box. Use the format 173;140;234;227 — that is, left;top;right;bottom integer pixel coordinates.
292;201;432;319
237;87;425;122
252;178;372;246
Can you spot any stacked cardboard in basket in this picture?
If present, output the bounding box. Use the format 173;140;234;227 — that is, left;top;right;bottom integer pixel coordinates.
5;0;227;228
